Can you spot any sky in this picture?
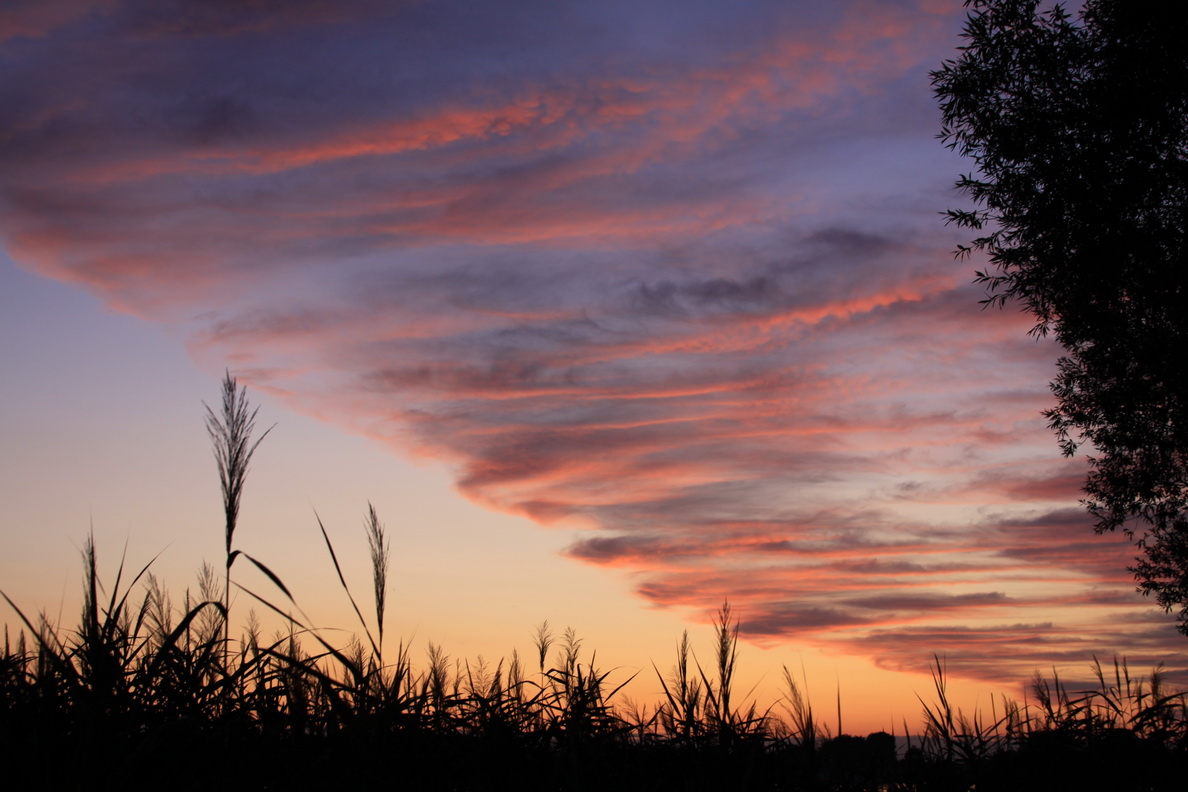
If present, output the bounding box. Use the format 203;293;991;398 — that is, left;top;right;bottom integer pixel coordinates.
2;0;1185;734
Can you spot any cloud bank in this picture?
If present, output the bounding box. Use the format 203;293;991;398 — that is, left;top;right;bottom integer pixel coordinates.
2;0;1183;685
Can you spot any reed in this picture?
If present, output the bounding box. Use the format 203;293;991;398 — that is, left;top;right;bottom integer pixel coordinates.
4;534;1186;790
918;654;1011;763
655;629;703;739
780;662;817;751
204;370;273;668
364;502;389;669
2;376;1186;790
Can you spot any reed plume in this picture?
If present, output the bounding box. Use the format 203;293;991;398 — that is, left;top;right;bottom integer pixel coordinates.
364;502;390;667
204;371;272;663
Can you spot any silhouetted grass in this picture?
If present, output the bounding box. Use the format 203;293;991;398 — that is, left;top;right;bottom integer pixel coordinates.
4;539;1186;791
2;379;1186;790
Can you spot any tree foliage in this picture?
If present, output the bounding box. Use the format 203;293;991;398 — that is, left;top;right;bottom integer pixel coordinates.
932;1;1188;627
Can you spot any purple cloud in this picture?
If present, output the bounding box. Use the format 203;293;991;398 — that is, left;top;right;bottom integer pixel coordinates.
3;0;1183;686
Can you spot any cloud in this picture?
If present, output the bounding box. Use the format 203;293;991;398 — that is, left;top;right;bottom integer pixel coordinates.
0;0;114;42
3;0;1184;686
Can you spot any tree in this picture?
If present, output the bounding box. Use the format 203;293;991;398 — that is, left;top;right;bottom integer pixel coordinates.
932;1;1188;628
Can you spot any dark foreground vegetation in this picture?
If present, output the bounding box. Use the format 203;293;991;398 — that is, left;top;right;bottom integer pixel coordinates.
3;560;1186;792
3;377;1186;790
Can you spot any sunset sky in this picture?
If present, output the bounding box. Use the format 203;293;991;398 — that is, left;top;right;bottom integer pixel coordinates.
2;0;1184;734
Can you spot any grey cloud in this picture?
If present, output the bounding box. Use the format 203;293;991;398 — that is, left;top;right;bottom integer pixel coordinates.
742;605;879;634
845;592;1011;612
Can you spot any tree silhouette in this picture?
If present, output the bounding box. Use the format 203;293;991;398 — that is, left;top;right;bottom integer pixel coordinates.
933;1;1188;627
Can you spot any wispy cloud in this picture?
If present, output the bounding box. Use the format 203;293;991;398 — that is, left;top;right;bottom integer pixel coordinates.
3;0;1184;685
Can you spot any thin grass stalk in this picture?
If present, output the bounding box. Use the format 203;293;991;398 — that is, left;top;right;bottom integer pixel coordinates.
364;503;389;670
315;514;380;660
533;620;554;675
426;641;451;728
561;626;582;676
654;629;703;738
781;663;817;751
715;600;737;732
918;655;956;762
695;600;740;741
204;371;273;671
836;675;842;738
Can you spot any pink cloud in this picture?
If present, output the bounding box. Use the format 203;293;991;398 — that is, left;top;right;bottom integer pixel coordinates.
4;0;1183;689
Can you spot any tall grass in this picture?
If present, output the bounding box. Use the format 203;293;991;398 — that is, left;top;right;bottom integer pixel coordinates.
2;377;1186;790
364;503;389;669
204;370;273;668
4;542;1186;791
